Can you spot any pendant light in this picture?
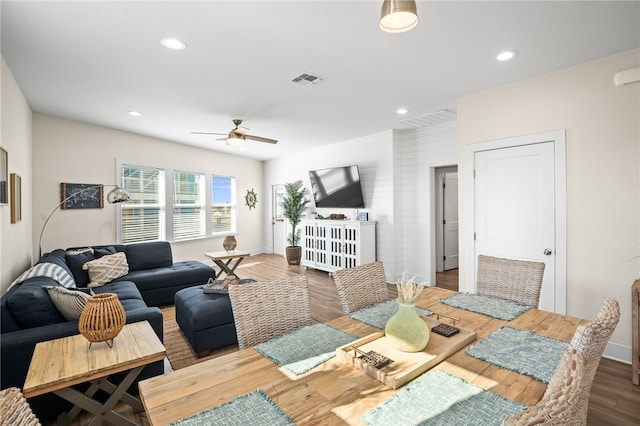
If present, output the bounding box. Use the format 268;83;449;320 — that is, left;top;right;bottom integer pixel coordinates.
379;0;419;33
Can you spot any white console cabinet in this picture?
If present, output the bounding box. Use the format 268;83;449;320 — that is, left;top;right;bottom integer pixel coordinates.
301;219;376;273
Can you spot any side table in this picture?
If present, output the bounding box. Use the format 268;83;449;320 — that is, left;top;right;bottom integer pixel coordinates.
23;321;165;425
204;250;251;279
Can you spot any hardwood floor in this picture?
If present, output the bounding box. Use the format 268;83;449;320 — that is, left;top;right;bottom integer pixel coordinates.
61;254;639;425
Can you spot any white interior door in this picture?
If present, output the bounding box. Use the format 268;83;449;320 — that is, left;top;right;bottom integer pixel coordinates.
443;172;459;270
474;141;558;311
272;185;285;255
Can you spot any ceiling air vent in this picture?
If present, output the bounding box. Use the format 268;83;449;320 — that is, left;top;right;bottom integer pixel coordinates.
292;72;327;86
400;109;457;129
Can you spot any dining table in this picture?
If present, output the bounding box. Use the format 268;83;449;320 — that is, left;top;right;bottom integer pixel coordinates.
138;287;586;425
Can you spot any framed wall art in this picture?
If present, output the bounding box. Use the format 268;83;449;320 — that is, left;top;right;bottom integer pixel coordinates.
10;173;21;223
0;146;7;205
60;183;104;209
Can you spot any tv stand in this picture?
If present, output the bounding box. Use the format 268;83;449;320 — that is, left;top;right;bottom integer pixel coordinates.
300;219;376;273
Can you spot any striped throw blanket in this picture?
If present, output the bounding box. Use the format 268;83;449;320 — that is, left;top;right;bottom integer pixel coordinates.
10;263;76;289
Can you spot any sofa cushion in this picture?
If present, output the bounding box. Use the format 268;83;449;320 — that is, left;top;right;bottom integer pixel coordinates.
125;241;173;272
38;249;74;279
95;280;145;302
93;281;148;312
65;249;95;287
44;286;92;321
94;245;117;258
6;279;65;328
83;252;130;288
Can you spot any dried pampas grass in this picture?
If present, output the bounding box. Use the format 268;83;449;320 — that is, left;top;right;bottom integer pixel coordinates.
395;272;424;304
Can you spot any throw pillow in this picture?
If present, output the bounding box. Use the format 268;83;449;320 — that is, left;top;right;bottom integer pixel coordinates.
44;286;92;321
82;252;129;288
65;248;95;287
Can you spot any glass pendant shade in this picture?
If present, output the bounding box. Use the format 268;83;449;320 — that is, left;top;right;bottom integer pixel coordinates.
226;133;245;146
380;0;419;33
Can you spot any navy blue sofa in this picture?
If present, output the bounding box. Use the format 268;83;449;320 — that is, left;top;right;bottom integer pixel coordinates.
0;241;215;420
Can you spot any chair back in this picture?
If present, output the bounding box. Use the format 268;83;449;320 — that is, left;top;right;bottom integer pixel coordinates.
503;347;585;425
228;276;311;349
0;387;41;426
476;255;545;307
502;298;620;425
567;297;620;424
332;261;389;314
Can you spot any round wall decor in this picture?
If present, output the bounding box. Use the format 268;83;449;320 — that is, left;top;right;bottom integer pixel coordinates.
245;189;258;209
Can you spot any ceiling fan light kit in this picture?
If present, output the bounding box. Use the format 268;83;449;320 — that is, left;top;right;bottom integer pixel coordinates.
380;0;419;33
192;119;278;146
226;134;245;146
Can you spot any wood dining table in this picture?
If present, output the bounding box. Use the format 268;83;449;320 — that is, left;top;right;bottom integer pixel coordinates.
138;287;586;425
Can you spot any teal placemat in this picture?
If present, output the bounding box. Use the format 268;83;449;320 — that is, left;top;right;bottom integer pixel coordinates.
363;369;526;426
465;326;568;383
169;389;296;426
440;292;531;320
348;300;432;329
255;323;357;375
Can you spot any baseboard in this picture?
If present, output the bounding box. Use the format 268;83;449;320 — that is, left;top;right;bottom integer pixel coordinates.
603;341;632;364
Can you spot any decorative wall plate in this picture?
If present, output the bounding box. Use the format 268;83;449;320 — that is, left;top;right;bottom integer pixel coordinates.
245;189;258;209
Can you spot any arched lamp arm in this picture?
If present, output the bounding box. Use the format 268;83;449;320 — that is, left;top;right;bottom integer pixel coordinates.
38;184;130;258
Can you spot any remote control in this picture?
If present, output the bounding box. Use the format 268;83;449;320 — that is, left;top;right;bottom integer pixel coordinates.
431;323;460;337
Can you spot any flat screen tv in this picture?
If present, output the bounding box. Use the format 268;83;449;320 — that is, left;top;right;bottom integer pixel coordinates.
308;165;365;208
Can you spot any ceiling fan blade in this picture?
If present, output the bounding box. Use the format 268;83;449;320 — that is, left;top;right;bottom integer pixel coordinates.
245;134;278;144
191;131;227;136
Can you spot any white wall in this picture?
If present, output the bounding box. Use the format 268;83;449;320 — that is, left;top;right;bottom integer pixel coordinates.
264;123;458;284
31;114;264;264
1;57;33;294
458;48;640;360
395;123;458;285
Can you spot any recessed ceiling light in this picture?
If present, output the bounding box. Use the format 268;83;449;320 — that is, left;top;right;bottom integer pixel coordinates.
128;111;143;117
496;50;517;61
160;38;187;50
397;108;409;115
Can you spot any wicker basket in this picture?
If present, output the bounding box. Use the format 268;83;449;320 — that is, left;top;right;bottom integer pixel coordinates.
78;293;126;347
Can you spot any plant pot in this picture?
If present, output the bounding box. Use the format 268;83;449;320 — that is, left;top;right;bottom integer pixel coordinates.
285;246;302;265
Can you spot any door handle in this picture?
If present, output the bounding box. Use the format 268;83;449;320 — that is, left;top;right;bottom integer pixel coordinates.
543;248;553;256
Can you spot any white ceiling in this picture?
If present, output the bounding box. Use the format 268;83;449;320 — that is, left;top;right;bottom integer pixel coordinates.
2;1;639;161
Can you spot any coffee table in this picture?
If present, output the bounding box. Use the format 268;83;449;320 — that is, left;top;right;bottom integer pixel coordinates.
204;250;251;279
23;321;165;426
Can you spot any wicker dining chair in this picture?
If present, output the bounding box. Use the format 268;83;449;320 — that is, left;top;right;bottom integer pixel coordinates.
0;387;41;426
476;255;546;307
502;347;585;425
332;261;389;315
503;298;620;425
228;276;312;349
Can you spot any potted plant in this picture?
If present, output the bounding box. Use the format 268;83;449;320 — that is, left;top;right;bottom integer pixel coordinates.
280;180;311;265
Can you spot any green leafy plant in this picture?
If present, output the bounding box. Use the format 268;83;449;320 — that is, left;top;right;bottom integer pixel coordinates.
280;180;311;247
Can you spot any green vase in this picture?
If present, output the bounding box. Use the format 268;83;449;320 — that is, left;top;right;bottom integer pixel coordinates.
384;300;430;352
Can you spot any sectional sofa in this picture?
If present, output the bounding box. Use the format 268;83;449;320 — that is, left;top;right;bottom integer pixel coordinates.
0;240;215;420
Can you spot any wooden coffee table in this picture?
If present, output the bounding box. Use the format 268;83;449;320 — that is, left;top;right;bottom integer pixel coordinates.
23;321;165;426
204;250;251;279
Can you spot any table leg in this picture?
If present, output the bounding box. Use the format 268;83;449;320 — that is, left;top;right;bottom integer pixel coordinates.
54;365;144;426
213;257;246;278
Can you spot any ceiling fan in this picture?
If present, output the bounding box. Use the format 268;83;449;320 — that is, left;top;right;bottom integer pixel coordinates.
192;119;278;146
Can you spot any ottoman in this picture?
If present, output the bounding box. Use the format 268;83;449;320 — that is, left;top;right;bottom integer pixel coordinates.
174;280;255;354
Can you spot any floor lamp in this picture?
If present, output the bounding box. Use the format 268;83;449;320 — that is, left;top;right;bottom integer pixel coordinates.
38;184;131;257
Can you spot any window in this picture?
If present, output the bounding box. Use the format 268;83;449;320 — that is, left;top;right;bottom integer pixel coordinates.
120;166;165;243
117;163;236;244
211;175;236;234
173;171;206;241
